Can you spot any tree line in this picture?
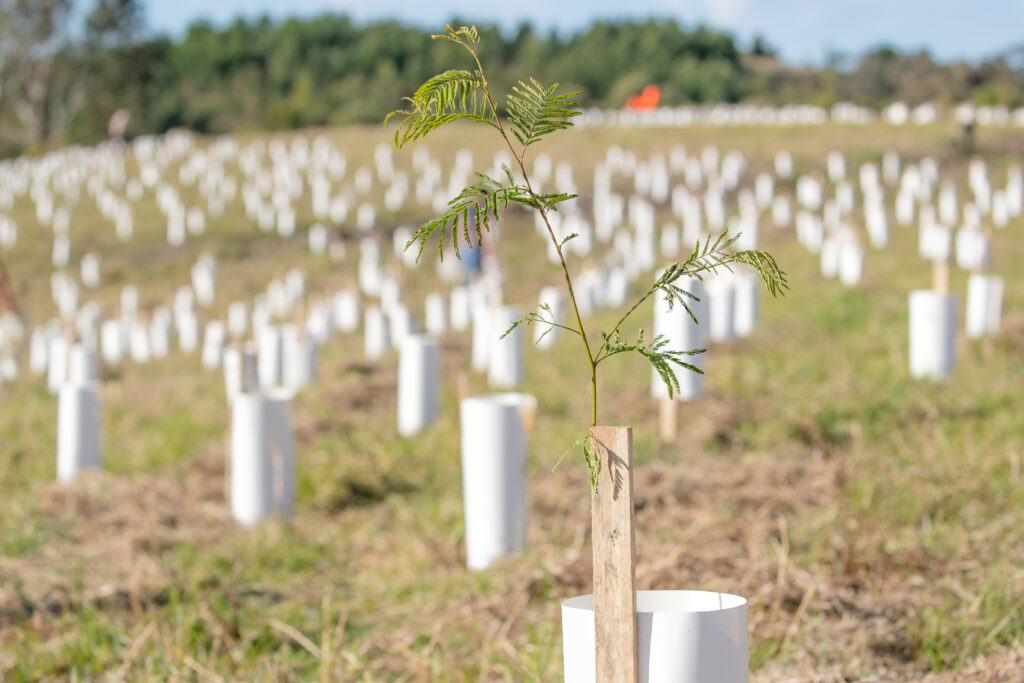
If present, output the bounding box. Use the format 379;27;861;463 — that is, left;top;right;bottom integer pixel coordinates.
1;0;1021;157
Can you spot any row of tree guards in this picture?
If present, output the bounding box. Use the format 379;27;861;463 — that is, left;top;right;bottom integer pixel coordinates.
8;103;1011;679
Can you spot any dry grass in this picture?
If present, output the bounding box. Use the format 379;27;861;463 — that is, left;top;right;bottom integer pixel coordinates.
1;121;1024;680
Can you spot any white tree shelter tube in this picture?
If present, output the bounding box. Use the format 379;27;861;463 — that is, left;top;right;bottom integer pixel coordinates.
230;393;273;526
397;334;440;437
57;383;102;484
562;590;748;683
459;393;533;570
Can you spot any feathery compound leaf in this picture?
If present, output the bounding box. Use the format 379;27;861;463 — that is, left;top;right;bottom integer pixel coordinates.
431;24;480;46
501;302;581;342
507;78;582;152
404;173;531;262
385;69;495;148
600;330;704;399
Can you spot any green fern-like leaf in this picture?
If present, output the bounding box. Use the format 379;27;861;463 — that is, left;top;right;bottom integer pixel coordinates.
507;78;582;152
405;173;531;262
385;69;495;148
501;302;581;342
600;330;704;399
431;24;480;47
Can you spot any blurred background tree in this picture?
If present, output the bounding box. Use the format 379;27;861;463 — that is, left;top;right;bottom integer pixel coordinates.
0;1;1022;156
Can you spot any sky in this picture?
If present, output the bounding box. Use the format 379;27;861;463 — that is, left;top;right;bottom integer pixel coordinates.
146;0;1024;66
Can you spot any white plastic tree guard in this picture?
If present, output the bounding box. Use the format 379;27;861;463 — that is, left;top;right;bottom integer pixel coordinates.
706;273;736;343
46;335;68;394
265;389;296;519
333;291;360;333
386;304;417;349
177;310;199;352
201;321;226;369
224;346;258;405
732;271;760;339
282;324;317;390
397;335;440;437
67;344;99;385
651;276;707;401
965;274;1003;339
424;292;447;336
229;389;295;525
838;243;865;287
488;306;524;389
130;321;151;364
57;383;102;484
363;305;390;359
449;286;471;332
459;393;533;570
257;325;283;387
909;290;957;380
562;590;748;683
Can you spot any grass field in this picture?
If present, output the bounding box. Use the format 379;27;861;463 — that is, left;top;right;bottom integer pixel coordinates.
1;120;1023;681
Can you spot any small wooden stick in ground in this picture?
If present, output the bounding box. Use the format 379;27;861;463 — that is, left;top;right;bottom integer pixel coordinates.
589;425;638;682
933;260;950;295
658;397;677;443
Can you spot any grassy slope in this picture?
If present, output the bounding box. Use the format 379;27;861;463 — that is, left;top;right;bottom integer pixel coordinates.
0;121;1022;680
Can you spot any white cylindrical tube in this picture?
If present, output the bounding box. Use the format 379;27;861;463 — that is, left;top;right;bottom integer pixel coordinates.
909;290;957;380
46;336;68;394
838;243;865;287
227;301;248;339
387;304;417;349
398;335;440;436
177;311;199;353
732;270;760;339
450;286;471;332
149;315;172;359
223;346;257;405
706;273;736;343
424;292;447;336
67;344;99;386
230;393;273;526
56;383;102;484
100;320;124;365
201;321;226;369
966;274;1003;339
30;329;48;375
265;388;295;519
459;394;529;570
130;321;151;364
562;590;748;683
283;324;317;390
364;305;390;359
257;325;283;387
488;306;523;389
334;291;360;333
651;276;706;401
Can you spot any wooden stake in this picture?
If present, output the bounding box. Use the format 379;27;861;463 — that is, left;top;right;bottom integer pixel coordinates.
456;371;470;403
658;397;677;443
932;260;950;295
589;425;638;682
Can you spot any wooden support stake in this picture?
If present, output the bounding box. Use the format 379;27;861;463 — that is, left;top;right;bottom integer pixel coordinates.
658;397;677;443
456;371;470;403
589;425;638;683
932;260;950;295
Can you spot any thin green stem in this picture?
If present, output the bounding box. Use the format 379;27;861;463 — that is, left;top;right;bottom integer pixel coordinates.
594;255;750;365
465;41;600;426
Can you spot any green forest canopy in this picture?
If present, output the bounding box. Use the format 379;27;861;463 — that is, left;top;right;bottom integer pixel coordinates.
1;1;1022;156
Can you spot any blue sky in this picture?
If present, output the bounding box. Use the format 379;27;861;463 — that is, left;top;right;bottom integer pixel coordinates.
146;0;1024;66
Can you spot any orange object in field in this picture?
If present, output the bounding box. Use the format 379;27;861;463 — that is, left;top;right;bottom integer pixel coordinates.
626;84;661;110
